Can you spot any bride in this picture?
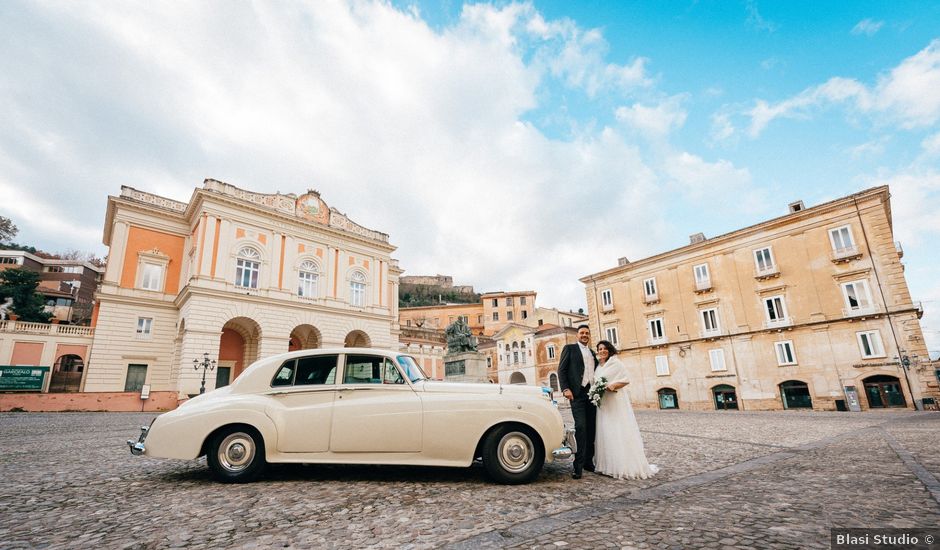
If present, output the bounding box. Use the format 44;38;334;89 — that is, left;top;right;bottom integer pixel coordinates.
593;340;659;479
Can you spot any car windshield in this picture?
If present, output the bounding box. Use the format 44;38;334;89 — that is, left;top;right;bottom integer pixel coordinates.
396;355;427;383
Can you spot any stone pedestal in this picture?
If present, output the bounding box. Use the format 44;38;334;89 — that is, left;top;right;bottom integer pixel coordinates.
443;351;488;383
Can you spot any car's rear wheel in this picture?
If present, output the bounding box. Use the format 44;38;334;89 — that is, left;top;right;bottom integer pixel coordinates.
207;426;266;483
482;425;544;484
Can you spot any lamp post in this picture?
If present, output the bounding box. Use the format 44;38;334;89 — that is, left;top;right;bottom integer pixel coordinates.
193;352;217;395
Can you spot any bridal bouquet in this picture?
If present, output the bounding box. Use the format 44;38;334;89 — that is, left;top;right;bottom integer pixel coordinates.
588;376;608;407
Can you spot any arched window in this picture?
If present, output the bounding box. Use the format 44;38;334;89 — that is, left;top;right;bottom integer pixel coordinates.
549;373;559;391
349;271;367;307
298;260;319;298
235;247;261;289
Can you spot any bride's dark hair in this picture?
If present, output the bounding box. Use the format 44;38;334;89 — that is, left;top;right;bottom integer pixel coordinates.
596;340;619;356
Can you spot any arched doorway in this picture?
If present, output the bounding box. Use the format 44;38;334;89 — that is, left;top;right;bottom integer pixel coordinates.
49;354;84;393
779;380;812;409
658;388;679;409
549;373;559;391
510;371;527;384
712;384;738;410
289;324;322;351
863;375;907;408
218;317;262;386
344;330;371;348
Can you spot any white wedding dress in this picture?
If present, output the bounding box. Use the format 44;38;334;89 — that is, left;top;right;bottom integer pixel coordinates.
593;356;659;479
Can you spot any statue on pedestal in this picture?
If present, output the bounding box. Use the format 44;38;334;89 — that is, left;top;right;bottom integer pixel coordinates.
445;318;477;354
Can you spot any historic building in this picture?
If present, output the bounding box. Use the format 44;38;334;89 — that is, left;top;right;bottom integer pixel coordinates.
398;303;485;335
481;290;537;335
0;250;104;324
534;307;588;329
82;179;401;397
581;186;937;411
487;322;579;389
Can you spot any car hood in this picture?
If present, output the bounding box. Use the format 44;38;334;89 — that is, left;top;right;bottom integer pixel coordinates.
419;381;544;397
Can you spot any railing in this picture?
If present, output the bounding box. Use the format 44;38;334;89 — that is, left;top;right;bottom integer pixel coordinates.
764;317;792;330
831;245;862;262
895;241;904;258
695;278;712;292
648;336;668;346
701;327;721;338
643;292;659;304
0;320;95;337
755;265;780;279
842;304;881;318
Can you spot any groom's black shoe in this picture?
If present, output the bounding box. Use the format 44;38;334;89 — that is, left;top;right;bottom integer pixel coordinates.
572;466;583;479
584;464;595;473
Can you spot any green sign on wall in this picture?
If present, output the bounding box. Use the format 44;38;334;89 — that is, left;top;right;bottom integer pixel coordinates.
0;366;50;391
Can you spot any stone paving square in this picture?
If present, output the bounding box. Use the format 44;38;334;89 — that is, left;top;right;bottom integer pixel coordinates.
0;410;937;549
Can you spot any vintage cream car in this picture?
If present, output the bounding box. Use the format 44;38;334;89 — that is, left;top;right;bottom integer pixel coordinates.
128;348;572;484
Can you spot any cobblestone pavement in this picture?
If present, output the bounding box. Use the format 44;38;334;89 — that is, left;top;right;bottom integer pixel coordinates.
0;410;937;549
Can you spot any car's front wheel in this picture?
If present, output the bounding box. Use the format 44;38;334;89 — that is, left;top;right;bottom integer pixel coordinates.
482;425;544;484
207;426;266;483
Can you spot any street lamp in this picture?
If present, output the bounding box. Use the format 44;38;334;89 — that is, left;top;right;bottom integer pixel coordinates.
193;352;217;395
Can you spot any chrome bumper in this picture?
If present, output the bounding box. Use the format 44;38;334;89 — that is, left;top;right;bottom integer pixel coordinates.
126;424;150;456
552;427;577;459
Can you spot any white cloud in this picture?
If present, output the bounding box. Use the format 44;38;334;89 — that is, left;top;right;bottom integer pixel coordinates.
852;18;884;36
847;138;889;159
922;132;940;156
745;1;778;33
743;39;940;136
615;95;688;138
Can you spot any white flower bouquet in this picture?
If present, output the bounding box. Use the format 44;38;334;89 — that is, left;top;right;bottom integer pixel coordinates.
588;376;608;407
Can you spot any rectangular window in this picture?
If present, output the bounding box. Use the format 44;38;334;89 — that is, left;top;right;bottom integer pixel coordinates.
141;263;164;291
124;364;147;392
829;225;856;253
235;259;259;289
643;278;657;298
764;295;788;323
655;355;669;376
298;271;318;297
521;310;528;319
477;315;482;323
520;296;527;305
492;299;498;307
694;263;711;289
507;311;514;321
601;288;613;310
350;282;365;307
754;247;776;274
136;317;153;338
648;317;665;342
605;326;619;345
344;355;398;384
842;280;873;311
492;312;499;321
709;349;727;371
295;355;338;385
506;297;513;306
775;341;796;366
547;345;556;360
701;308;720;334
857;331;885;358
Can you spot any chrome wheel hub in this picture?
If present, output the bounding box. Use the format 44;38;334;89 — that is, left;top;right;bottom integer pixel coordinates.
218;432;255;472
498;432;534;473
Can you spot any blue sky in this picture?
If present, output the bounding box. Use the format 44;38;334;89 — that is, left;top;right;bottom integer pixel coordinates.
1;1;938;357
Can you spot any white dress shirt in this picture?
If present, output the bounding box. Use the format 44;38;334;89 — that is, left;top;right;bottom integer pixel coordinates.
579;342;595;387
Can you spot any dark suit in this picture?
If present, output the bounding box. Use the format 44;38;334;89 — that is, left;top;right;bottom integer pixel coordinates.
557;342;597;475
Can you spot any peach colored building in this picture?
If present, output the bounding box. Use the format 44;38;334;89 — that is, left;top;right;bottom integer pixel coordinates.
582;186;936;412
81;179;401;398
398;303;485;335
491;322;579;390
481;290;537;335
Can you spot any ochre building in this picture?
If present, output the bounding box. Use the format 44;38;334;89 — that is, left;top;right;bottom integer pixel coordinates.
581;186;937;411
83;179;401;398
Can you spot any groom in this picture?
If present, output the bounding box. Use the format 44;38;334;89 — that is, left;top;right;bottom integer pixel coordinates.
557;324;597;479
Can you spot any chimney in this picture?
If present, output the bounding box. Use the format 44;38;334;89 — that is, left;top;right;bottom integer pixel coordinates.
617;257;629;266
788;200;805;213
689;232;706;244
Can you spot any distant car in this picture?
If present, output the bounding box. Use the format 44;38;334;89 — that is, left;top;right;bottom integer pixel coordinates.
128;348;572;484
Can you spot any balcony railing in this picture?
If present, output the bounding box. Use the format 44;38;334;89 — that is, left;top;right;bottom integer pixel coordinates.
648;335;668;346
0;320;95;337
643;292;660;305
763;317;792;330
831;245;862;263
842;304;882;319
895;241;904;258
754;265;780;280
701;327;721;339
694;278;713;292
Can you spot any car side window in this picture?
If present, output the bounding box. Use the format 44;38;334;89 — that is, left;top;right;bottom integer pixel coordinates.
343;355;385;384
295;355;338;385
272;360;296;386
384;359;405;385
